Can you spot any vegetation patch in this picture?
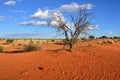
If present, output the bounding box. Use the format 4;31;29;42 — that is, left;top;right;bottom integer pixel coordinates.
23;43;41;52
6;39;14;44
0;46;4;52
107;39;114;44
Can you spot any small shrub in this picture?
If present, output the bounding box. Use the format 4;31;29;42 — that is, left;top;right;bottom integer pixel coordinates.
114;36;118;39
24;39;26;41
23;43;41;52
6;39;14;43
36;41;40;44
62;39;69;45
46;40;49;44
0;46;4;52
51;39;55;42
99;36;108;39
109;37;113;39
81;38;87;41
89;35;95;40
42;42;45;44
12;44;15;46
102;40;107;44
97;41;102;44
107;39;114;44
18;44;22;46
114;39;118;43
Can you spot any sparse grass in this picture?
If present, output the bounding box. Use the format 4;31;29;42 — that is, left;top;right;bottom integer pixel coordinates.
46;40;49;44
102;40;107;44
6;39;14;44
96;41;102;44
29;40;34;44
86;44;93;46
107;39;114;44
23;43;41;52
114;39;118;43
81;38;87;41
36;41;40;44
18;44;23;46
12;44;15;46
0;46;4;52
43;42;45;44
51;39;55;42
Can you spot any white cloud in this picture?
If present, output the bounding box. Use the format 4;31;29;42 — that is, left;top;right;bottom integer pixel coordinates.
35;21;47;26
19;21;35;26
29;9;66;27
4;1;16;5
10;10;25;13
87;24;93;30
95;24;100;30
49;20;59;27
19;21;47;26
0;16;6;22
30;9;49;18
0;16;5;19
48;10;66;27
0;19;4;22
108;31;112;35
60;2;93;12
20;2;94;31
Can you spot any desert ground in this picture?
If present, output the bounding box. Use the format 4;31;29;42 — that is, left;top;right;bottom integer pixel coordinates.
0;39;120;80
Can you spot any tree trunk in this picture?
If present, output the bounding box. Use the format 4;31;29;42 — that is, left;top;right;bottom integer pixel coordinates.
69;42;73;52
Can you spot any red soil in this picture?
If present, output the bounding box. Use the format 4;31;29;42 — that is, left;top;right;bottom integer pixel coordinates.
0;41;120;80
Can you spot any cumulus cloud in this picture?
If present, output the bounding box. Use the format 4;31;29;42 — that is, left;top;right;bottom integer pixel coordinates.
20;2;94;31
4;1;16;5
95;24;100;30
19;21;47;26
0;16;5;19
59;2;93;12
0;16;6;22
28;9;66;27
87;24;93;30
30;9;49;18
49;10;66;27
29;2;94;19
108;31;112;35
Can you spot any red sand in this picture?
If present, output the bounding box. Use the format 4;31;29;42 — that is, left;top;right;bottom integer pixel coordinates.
0;41;120;80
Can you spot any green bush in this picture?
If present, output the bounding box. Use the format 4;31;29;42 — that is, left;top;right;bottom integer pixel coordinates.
51;39;55;42
89;35;95;39
81;38;87;41
6;39;14;43
23;43;41;52
100;36;108;39
62;39;69;45
0;46;4;52
107;39;114;44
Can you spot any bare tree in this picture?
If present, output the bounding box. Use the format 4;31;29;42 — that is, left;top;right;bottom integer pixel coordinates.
49;9;93;51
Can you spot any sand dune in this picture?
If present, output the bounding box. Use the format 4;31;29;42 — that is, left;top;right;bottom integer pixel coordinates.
0;40;120;80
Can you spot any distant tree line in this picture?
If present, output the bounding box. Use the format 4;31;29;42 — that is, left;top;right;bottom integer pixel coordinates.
88;35;120;40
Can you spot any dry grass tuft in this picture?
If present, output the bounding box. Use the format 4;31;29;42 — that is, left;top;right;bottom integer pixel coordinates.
23;43;41;52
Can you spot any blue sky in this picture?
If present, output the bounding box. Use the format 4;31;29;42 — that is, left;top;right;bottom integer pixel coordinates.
0;0;120;38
